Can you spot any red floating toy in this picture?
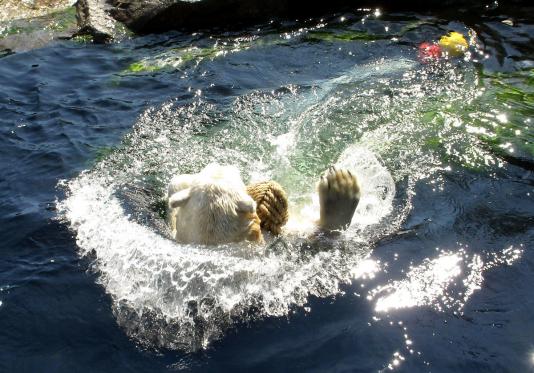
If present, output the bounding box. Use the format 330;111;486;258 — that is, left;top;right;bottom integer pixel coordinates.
418;42;442;62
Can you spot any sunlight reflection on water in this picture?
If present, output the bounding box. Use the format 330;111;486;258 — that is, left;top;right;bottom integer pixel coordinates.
368;246;523;314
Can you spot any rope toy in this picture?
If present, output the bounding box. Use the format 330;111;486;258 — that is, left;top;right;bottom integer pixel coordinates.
246;181;289;235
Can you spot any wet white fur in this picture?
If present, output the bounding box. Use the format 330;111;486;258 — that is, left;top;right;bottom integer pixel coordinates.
167;164;257;245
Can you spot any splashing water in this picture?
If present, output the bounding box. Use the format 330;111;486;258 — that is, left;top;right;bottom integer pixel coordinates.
57;48;507;351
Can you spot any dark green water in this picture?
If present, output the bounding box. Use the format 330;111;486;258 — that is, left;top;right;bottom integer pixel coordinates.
1;6;533;372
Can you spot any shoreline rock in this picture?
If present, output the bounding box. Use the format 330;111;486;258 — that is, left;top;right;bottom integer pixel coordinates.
74;0;533;42
75;0;122;42
0;4;79;53
0;0;76;22
1;0;532;52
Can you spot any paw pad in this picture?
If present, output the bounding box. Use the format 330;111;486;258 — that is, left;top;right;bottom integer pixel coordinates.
318;166;360;231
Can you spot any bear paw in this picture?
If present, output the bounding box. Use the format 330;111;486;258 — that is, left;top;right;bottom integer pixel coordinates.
317;166;360;231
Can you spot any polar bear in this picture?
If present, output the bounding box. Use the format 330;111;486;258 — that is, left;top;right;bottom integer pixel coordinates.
167;163;360;245
167;164;262;245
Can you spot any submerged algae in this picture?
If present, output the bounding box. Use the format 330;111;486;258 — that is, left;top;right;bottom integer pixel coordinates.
477;69;534;166
123;44;249;74
419;67;534;171
305;30;384;42
122;17;441;75
122;24;390;75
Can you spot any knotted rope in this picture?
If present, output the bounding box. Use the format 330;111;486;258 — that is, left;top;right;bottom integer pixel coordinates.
246;180;289;235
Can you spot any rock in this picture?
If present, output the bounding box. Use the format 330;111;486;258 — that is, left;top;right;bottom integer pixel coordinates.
0;0;76;22
74;0;533;40
0;30;59;53
74;0;123;42
107;0;165;33
0;4;79;53
106;0;356;34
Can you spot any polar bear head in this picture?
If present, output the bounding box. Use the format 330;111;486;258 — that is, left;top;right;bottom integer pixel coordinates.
167;163;263;245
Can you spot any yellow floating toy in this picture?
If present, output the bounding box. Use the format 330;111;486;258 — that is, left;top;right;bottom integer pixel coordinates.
438;31;468;57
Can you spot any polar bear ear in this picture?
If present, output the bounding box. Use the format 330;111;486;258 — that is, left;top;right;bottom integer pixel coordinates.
169;188;191;208
236;199;255;214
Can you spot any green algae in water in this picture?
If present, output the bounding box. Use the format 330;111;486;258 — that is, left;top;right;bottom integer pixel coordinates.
122;28;383;76
473;69;534;163
122;19;438;76
122;34;271;74
305;19;435;44
124;27;377;75
305;30;384;42
126;61;163;73
405;65;533;171
123;46;234;74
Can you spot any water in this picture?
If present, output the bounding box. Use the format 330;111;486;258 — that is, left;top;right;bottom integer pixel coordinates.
1;6;534;372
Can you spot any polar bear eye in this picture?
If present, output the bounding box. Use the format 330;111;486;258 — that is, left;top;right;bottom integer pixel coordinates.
169;188;192;208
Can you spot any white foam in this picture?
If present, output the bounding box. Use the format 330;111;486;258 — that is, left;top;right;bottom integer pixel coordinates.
58;143;396;350
284;146;396;234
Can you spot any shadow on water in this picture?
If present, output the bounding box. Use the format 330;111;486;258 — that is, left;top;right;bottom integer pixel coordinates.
1;4;534;373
